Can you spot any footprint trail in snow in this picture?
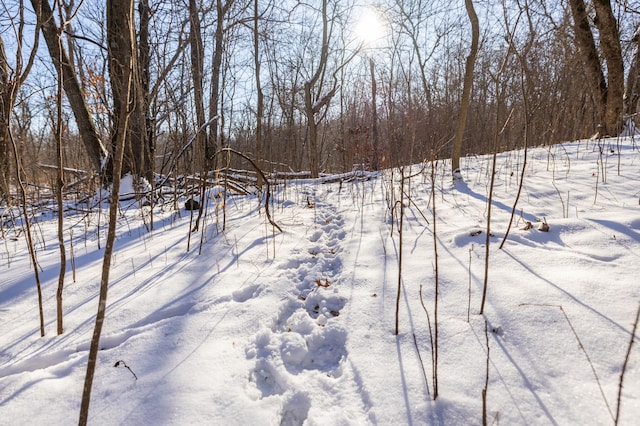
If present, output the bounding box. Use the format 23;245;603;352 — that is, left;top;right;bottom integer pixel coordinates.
244;193;372;424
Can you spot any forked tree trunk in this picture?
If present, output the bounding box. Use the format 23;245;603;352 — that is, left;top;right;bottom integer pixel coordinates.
304;0;330;179
30;0;106;174
569;0;624;136
593;0;624;135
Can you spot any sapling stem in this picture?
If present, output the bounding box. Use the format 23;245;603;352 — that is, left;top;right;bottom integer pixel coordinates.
615;303;640;425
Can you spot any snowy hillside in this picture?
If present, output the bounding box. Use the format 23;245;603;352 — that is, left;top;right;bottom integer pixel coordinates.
1;138;639;425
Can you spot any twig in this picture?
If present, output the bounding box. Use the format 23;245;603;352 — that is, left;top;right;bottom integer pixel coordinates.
615;302;640;425
114;360;138;380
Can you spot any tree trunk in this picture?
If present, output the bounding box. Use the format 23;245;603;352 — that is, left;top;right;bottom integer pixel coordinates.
139;0;154;182
451;0;479;176
624;28;640;118
189;0;207;171
31;0;106;175
208;1;235;160
304;0;330;178
253;0;264;186
593;0;624;136
105;0;149;182
0;37;11;201
54;6;67;335
370;58;380;170
304;81;320;178
568;0;608;134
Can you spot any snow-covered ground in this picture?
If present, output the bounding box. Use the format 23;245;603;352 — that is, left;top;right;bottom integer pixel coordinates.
1;138;639;425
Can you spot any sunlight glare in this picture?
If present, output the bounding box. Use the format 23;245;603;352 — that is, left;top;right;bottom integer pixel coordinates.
355;8;386;47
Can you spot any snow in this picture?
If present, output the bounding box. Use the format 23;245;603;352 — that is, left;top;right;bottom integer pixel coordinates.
1;138;639;425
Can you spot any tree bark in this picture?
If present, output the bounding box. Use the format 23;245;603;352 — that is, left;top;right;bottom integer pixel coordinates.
139;0;154;182
370;58;380;170
0;37;11;201
54;4;66;335
31;0;106;175
624;28;640;118
593;0;624;135
105;0;149;182
451;0;479;176
189;0;206;171
304;0;330;178
569;0;608;134
208;1;235;160
253;0;264;186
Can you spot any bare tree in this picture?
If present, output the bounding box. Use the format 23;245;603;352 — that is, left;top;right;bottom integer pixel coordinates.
624;27;640;117
208;0;236;159
30;0;107;175
54;1;67;336
189;0;206;166
139;0;154;182
0;1;45;337
569;0;624;136
451;0;479;177
302;0;359;177
303;0;332;178
79;0;136;422
253;0;265;185
104;0;150;182
569;0;607;133
593;0;624;135
0;37;11;201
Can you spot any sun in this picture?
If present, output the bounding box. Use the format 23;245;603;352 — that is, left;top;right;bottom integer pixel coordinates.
354;8;386;47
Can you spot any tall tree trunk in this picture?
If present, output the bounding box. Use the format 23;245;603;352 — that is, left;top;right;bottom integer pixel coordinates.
0;37;11;201
253;0;264;186
208;1;235;160
105;0;149;182
189;0;206;171
568;0;608;134
624;27;640;118
303;0;330;178
593;0;624;136
139;0;154;182
54;3;66;335
370;58;380;170
451;0;479;177
31;0;106;175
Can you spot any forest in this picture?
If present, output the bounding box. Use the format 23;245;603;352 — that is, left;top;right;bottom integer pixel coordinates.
1;0;640;425
1;0;639;191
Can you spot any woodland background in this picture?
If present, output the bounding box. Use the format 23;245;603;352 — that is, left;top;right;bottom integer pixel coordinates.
1;0;640;199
